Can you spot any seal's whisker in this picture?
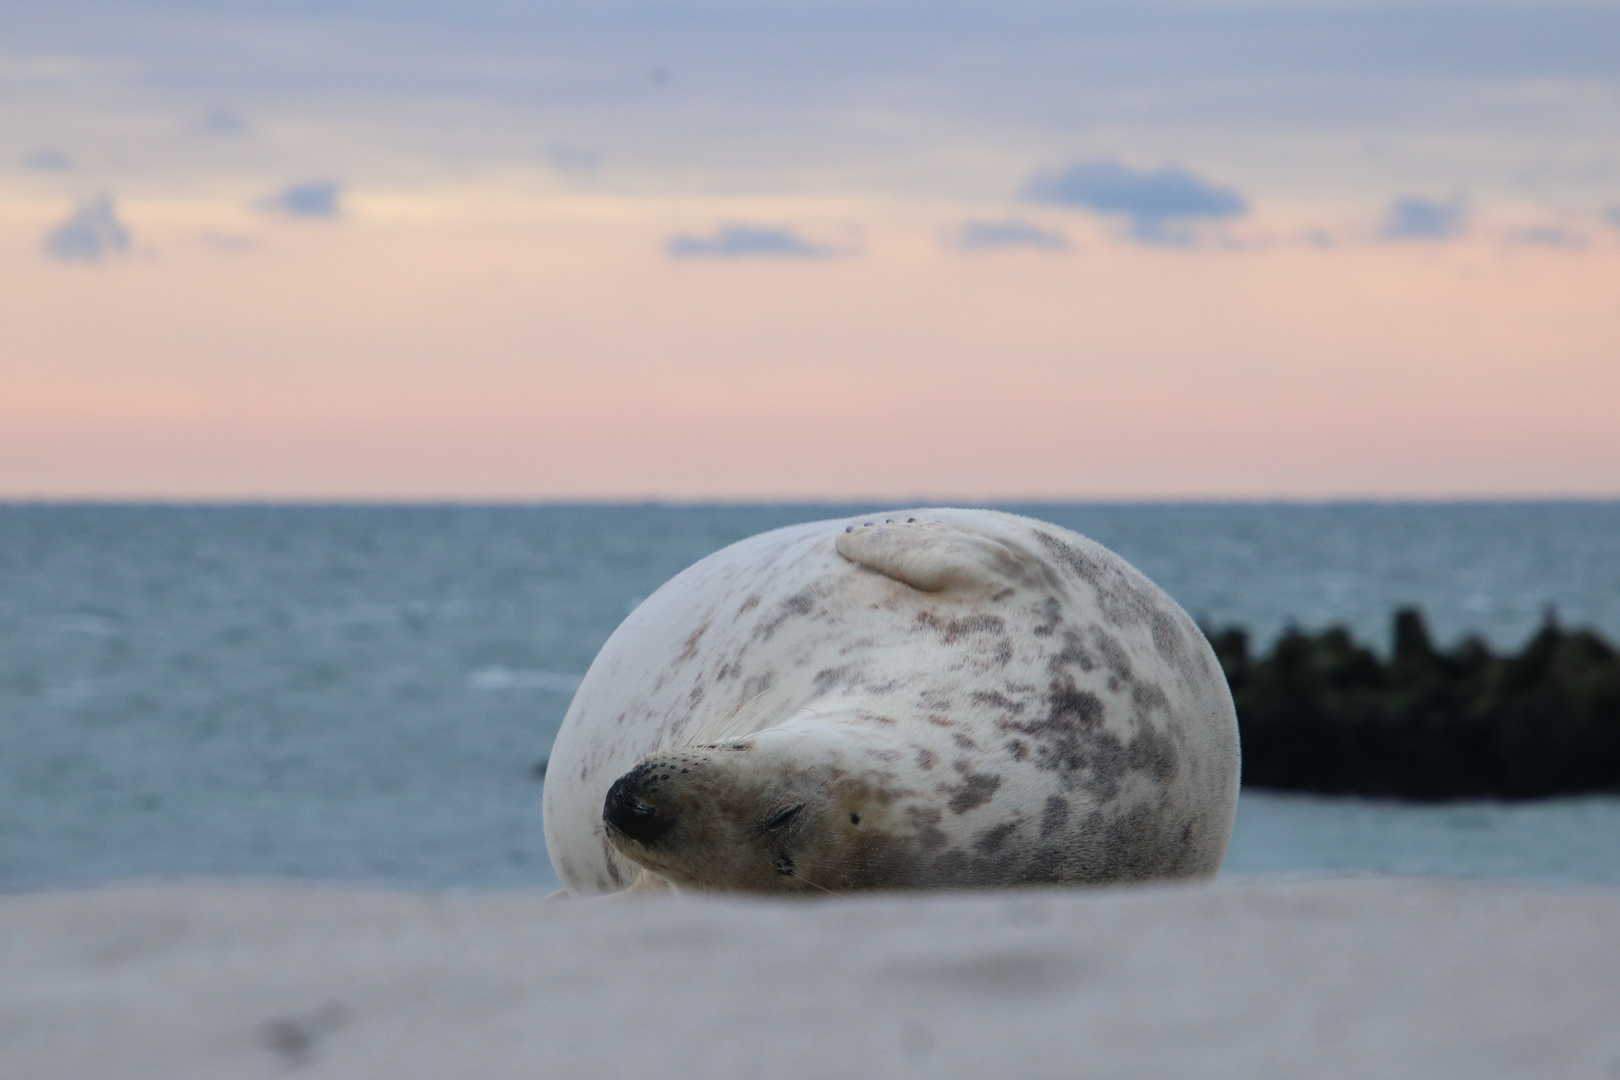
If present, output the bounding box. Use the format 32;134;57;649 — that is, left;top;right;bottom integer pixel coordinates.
734;724;792;740
689;685;775;742
782;854;848;878
677;694;760;748
731;708;822;745
723;688;811;738
761;851;844;898
682;685;806;747
788;866;845;898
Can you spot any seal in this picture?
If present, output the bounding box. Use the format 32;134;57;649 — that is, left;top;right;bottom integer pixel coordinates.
541;509;1240;896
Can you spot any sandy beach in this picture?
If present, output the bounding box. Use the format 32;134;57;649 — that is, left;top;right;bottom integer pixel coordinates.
5;876;1617;1079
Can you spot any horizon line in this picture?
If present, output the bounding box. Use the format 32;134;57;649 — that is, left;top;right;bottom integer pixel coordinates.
4;494;1619;509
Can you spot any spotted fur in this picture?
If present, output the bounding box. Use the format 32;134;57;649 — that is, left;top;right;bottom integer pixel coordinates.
542;509;1240;895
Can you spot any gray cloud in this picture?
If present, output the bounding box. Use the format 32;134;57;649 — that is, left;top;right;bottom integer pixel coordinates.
199;229;261;253
43;196;130;263
24;148;74;171
1024;160;1248;243
956;219;1069;252
1381;197;1466;240
6;2;1620;226
1511;225;1587;249
201;107;248;136
267;181;343;218
1606;207;1620;230
666;224;832;259
543;143;601;176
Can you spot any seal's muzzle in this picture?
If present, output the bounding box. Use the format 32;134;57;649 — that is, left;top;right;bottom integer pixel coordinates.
603;764;675;848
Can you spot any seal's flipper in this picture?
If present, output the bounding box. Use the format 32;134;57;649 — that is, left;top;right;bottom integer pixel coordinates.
835;517;1042;594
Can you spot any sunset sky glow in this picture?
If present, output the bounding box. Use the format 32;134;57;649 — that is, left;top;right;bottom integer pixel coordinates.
3;0;1618;500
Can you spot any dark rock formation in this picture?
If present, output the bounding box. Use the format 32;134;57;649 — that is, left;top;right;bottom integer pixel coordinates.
1208;610;1620;800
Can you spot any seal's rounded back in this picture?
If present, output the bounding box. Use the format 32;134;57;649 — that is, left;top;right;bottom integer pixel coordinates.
542;509;1239;895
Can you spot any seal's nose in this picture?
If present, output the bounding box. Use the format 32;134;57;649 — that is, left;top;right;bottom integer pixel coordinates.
603;765;676;848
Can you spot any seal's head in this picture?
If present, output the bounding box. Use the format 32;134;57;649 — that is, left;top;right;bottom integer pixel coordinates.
601;728;902;894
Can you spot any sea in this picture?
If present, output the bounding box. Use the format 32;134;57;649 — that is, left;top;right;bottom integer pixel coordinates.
3;501;1618;894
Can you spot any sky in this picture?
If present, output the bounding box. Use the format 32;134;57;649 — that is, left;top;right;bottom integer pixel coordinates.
2;0;1618;500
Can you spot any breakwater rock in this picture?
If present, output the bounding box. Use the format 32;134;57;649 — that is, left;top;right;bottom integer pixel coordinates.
1209;610;1620;799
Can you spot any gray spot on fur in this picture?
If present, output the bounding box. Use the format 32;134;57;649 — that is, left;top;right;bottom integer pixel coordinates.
1040;794;1071;837
1007;680;1106;771
971;690;1026;715
998;677;1179;801
1131;680;1171;716
1034;531;1175;637
1046;629;1096;676
974;820;1021;853
1032;596;1062;638
906;805;950;850
1034;531;1106;589
945;760;1002;813
756;587;817;641
672;620;711;666
813;666;854;694
1085;803;1185;881
915;611;1007;643
739;671;777;701
1090;627;1133;682
1149;610;1187;668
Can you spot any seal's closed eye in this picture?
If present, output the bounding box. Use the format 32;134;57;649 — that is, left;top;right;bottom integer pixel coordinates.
760;803;805;832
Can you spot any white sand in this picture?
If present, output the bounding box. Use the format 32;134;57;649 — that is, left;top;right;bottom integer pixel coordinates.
4;877;1618;1079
